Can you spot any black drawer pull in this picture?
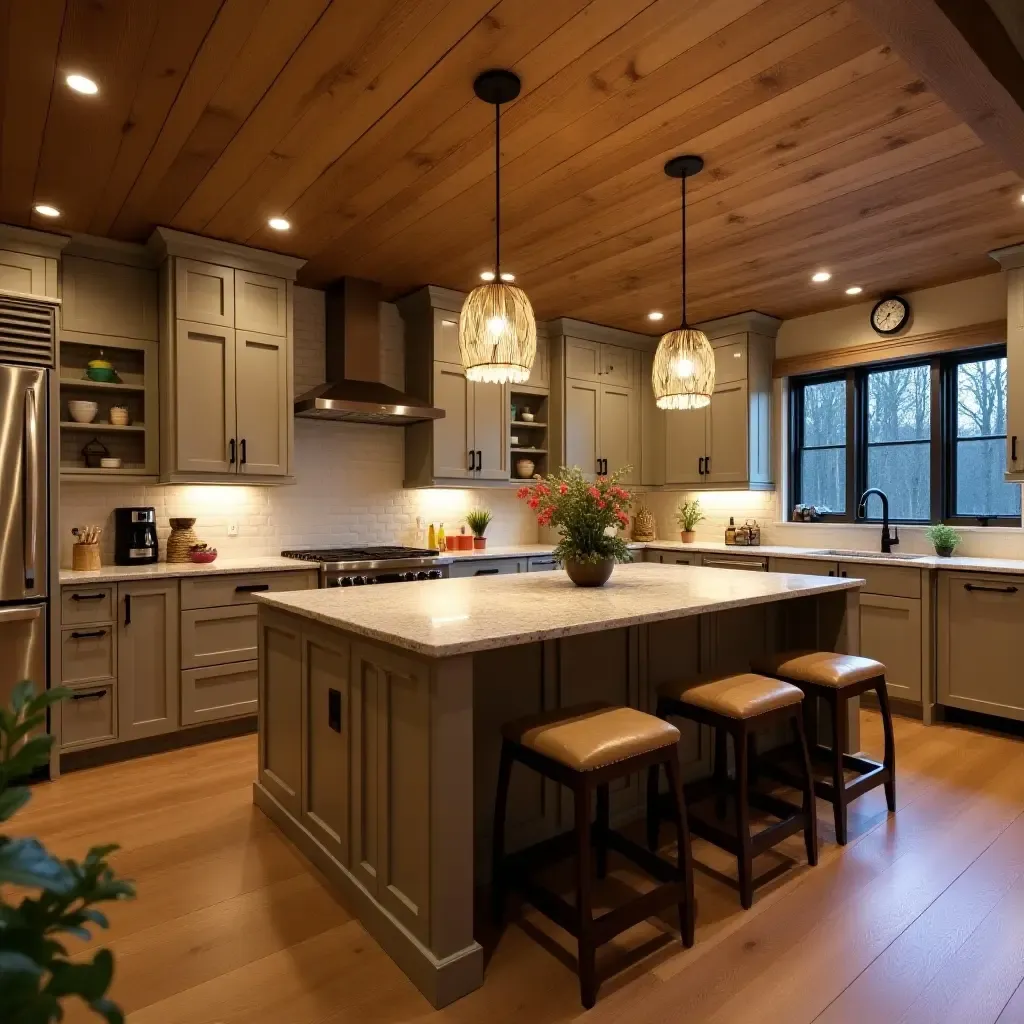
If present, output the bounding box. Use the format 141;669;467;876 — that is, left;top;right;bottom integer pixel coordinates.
71;690;106;701
70;629;106;639
964;583;1018;594
328;688;342;733
124;593;131;627
475;568;501;576
70;592;105;602
235;583;270;593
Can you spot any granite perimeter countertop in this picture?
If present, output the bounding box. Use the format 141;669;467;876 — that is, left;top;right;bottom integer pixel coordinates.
256;561;861;658
59;556;313;585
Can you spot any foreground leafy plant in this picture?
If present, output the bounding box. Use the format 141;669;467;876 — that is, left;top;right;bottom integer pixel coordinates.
0;682;135;1024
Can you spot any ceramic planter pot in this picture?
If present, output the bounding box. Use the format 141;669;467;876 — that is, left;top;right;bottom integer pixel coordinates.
473;537;487;550
935;545;954;557
679;530;696;543
564;557;615;587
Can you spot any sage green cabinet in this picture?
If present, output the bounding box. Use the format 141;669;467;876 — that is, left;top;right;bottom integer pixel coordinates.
175;320;236;474
236;329;289;476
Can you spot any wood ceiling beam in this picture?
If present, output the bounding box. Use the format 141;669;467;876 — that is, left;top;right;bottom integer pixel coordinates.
851;0;1024;175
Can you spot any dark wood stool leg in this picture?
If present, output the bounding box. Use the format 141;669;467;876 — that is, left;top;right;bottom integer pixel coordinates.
595;783;610;880
665;753;695;947
492;740;514;925
829;692;849;845
875;679;897;812
734;724;754;909
575;779;597;1009
792;709;818;867
714;726;729;820
747;731;759;787
646;762;661;852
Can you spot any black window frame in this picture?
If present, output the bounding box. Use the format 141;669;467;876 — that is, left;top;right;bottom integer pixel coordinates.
789;344;1019;527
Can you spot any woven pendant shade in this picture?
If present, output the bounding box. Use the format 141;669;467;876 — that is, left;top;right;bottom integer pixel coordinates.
459;281;537;383
652;327;714;409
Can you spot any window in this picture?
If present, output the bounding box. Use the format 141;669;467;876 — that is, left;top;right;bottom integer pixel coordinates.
789;345;1020;525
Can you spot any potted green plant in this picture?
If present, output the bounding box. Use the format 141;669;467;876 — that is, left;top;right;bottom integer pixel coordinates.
465;508;493;550
0;682;135;1023
925;523;961;557
517;466;633;586
675;499;704;542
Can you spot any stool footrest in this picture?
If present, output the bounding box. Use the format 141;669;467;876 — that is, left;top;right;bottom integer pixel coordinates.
592;880;685;946
604;829;680;884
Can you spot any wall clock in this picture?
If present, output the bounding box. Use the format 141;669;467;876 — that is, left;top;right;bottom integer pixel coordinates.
870;295;910;335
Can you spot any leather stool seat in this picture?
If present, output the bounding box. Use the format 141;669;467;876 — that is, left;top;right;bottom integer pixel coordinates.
502;702;680;771
751;651;885;689
659;674;803;719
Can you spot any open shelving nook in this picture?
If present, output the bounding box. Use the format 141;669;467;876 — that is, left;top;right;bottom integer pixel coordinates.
59;333;159;480
509;389;549;482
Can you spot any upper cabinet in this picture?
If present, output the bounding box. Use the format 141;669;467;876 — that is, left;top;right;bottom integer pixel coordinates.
148;229;304;484
62;255;158;341
989;244;1024;479
662;313;779;491
0;225;67;298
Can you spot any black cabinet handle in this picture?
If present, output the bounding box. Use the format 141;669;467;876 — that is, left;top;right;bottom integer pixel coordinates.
70;629;106;639
468;450;475;472
698;456;704;475
474;568;500;576
965;583;1018;594
1013;436;1018;462
70;592;104;602
328;688;342;733
235;583;271;593
476;450;482;471
828;570;835;577
705;456;711;474
71;690;106;702
124;593;131;627
240;438;247;465
229;438;236;465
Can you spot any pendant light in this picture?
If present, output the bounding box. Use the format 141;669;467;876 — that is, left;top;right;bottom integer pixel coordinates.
652;155;714;409
458;70;537;384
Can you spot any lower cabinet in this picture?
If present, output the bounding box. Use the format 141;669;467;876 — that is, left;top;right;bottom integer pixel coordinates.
938;572;1024;721
859;594;922;702
646;548;697;565
181;661;258;725
62;685;117;749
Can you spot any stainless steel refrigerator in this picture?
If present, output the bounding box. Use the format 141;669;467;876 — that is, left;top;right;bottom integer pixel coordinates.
0;363;48;710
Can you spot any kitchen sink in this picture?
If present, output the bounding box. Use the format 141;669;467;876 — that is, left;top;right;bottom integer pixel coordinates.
809;549;929;562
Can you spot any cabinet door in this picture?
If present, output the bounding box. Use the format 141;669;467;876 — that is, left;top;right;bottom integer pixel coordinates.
564;338;602;382
0;250;47;296
175;259;233;327
599;383;637;483
859;594;922;701
705;381;748;484
61;256;158;340
600;343;632;387
176;321;236;474
236;329;288;476
713;336;747;385
432;361;473;479
259;611;302;816
565;378;600;479
234;271;287;335
117;580;179;741
939;572;1024;720
525;331;549;389
473;380;508;480
1006;268;1024;476
664;407;706;485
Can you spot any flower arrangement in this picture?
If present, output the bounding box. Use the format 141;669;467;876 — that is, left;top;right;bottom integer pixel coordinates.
517;465;634;567
675;499;704;534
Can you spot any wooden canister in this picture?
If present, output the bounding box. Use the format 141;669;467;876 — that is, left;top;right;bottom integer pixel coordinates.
72;543;101;571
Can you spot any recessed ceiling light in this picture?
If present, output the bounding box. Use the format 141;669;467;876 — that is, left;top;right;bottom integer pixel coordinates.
647;311;664;321
65;74;98;95
500;272;515;282
480;270;496;281
845;286;863;296
33;204;60;218
811;270;832;283
267;217;290;231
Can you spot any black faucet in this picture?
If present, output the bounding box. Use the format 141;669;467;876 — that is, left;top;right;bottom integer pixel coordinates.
857;488;899;553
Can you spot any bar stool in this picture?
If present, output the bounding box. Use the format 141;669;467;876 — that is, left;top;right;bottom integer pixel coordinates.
647;674;818;909
493;702;694;1009
752;651;896;844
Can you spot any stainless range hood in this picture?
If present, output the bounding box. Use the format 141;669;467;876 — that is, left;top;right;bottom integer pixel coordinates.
294;277;444;425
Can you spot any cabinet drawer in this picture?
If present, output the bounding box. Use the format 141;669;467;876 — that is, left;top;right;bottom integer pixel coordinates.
61;586;114;625
180;570;316;609
61;626;115;684
700;554;767;571
838;562;920;598
527;556;558;571
181;605;257;669
181;661;258;725
448;557;526;578
770;557;837;577
61;685;116;749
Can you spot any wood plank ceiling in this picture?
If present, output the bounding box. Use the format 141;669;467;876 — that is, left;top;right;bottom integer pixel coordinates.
1;0;1022;332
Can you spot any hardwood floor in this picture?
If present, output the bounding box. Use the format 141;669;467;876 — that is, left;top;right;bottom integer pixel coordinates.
13;710;1024;1023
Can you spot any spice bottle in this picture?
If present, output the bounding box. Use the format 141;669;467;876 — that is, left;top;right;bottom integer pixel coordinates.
437;522;446;551
427;523;437;550
725;517;737;545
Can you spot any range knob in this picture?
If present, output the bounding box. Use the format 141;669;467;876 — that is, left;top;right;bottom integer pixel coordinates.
400;571;416;582
352;576;367;586
415;570;429;581
339;577;353;587
426;570;443;580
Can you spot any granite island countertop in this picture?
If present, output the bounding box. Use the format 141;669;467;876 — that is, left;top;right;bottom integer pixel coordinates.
256;561;861;658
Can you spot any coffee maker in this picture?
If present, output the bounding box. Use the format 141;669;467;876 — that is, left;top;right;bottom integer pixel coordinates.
114;507;158;565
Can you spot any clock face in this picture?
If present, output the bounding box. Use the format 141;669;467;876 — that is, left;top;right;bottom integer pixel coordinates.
871;296;909;335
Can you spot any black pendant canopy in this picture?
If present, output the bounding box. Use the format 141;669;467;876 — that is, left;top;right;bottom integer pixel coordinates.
664;155;704;180
474;69;521;105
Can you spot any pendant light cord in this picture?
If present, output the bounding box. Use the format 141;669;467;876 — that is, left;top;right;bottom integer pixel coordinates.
680;174;688;330
495;102;501;277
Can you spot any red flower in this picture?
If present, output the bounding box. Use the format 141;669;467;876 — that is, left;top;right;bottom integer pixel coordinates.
598;499;606;509
516;486;529;499
527;497;539;510
616;509;629;526
558;483;568;495
588;486;600;500
535;483;550;496
537;507;554;526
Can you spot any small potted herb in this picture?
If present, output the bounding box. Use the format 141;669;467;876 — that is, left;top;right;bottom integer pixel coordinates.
465;508;493;550
675;499;704;543
925;523;961;557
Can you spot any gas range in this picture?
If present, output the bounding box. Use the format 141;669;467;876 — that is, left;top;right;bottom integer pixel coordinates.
280;545;452;588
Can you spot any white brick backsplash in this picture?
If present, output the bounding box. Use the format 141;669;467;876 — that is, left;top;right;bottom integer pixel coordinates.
60;287;536;566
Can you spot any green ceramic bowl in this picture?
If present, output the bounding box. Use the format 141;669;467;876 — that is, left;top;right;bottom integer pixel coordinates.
85;366;117;383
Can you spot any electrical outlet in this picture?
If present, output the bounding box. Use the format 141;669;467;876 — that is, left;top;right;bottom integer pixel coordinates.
227;521;238;537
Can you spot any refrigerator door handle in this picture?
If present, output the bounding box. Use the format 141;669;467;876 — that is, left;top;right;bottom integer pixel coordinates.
24;387;38;589
0;606;41;623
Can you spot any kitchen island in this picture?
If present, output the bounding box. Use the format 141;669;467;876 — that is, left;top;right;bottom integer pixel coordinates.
253;562;862;1007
